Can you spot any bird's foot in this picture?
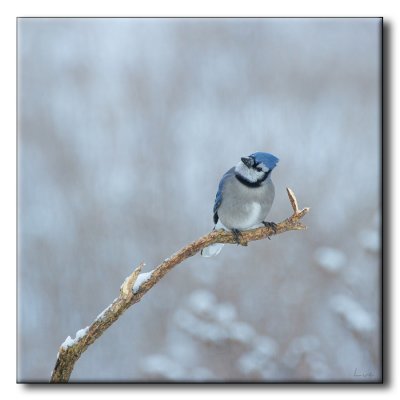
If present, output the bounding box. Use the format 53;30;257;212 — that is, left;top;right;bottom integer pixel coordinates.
231;228;243;245
262;221;278;232
262;221;278;240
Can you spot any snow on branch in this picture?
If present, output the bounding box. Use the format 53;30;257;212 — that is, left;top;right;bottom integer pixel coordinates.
50;187;309;383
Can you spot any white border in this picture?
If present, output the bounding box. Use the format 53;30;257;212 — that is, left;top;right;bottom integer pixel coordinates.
2;1;396;398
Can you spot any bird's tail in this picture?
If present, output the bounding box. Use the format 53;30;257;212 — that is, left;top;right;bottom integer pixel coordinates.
200;243;224;257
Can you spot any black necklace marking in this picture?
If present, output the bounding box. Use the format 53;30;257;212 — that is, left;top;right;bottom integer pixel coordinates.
235;169;271;188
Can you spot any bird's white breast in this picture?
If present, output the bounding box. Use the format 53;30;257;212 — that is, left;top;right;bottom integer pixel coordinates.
243;202;262;229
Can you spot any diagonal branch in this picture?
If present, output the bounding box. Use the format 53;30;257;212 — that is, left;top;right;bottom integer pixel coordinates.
50;187;309;383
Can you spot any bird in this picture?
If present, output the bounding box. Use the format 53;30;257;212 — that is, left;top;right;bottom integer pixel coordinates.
201;152;279;257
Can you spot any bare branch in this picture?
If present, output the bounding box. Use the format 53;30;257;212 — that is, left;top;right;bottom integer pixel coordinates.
287;187;299;213
50;188;309;383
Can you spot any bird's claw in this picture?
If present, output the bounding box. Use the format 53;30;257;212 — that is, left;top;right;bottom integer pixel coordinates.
262;221;278;232
231;229;243;245
262;221;278;239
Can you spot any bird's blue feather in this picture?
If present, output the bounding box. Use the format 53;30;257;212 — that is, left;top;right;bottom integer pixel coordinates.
250;152;279;170
213;167;235;224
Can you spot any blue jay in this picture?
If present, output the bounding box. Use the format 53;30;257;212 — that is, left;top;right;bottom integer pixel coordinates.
201;152;279;257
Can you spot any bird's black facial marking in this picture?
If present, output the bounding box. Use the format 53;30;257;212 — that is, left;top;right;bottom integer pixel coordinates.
235;172;266;187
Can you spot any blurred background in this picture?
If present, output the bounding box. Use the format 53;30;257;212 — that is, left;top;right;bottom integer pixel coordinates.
17;18;381;382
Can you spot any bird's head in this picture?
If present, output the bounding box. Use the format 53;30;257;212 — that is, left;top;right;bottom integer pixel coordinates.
235;152;279;184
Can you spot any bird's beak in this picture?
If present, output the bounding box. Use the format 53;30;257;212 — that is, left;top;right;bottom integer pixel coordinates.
241;157;254;168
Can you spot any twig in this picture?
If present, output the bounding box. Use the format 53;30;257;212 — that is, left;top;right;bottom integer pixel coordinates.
50;187;309;382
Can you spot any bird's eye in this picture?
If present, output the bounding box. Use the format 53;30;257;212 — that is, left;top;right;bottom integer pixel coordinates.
255;166;262;172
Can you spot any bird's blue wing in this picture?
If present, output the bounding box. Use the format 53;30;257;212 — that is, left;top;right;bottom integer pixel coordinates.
213;188;223;224
213;167;235;224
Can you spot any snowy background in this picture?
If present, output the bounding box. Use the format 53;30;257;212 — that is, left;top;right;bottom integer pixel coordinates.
17;18;381;382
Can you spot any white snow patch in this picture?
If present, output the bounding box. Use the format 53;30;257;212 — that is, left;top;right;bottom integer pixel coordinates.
96;305;111;321
95;299;117;321
60;336;74;350
60;326;89;350
314;246;347;272
75;327;89;340
133;270;154;293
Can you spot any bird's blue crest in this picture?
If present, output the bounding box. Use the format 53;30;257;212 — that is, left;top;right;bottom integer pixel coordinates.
250;152;279;170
